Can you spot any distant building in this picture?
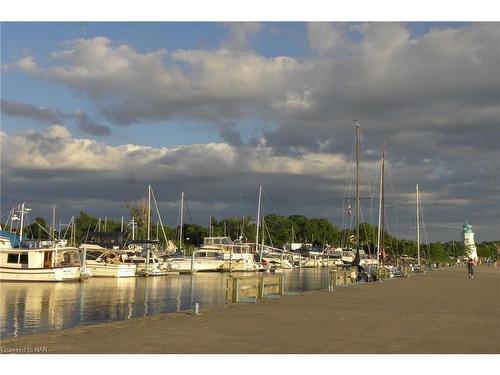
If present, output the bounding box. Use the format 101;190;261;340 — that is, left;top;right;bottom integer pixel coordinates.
463;220;478;260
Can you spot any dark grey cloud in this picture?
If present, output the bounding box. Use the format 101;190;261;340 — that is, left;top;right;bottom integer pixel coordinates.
1;99;62;123
218;122;244;147
1;99;112;137
73;112;111;136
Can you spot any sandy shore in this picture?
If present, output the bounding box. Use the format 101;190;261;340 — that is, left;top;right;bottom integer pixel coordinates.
1;266;499;354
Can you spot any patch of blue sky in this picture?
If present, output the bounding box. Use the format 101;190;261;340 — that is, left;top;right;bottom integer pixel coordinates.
406;22;466;38
107;119;220;148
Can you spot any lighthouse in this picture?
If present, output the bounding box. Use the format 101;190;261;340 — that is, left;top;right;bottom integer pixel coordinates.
463;220;478;260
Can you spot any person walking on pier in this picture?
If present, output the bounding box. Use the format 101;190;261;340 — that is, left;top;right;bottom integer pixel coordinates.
467;258;475;279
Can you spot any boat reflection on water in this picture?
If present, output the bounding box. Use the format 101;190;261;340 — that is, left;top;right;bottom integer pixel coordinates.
1;269;332;339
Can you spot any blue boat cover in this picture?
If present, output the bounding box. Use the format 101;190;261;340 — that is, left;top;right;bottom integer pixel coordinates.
0;230;21;247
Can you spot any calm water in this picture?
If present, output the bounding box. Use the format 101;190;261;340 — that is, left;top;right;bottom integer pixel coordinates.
0;269;331;338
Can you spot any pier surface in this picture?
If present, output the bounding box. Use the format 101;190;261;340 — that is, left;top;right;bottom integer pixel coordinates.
1;266;499;354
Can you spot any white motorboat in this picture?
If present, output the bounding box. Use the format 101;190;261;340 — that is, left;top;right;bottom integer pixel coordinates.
202;237;261;272
262;251;295;270
301;256;323;268
82;246;137;278
165;249;225;272
321;249;344;267
127;256;167;276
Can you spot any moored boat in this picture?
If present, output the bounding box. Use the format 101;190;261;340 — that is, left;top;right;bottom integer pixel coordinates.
0;243;82;282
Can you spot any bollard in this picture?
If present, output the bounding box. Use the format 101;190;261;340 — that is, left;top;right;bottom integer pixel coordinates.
192;302;200;315
343;270;348;286
279;274;285;295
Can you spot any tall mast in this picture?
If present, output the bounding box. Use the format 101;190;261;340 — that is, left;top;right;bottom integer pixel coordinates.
256;185;262;260
179;192;184;251
131;217;136;241
147;184;151;241
355;118;360;251
416;184;421;266
19;202;25;243
52;205;56;240
376;151;384;261
381;151;385;264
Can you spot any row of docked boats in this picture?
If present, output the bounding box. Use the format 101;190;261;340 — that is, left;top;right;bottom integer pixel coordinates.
0;227;379;282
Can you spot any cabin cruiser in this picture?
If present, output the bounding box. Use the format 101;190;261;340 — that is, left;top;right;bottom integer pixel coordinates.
321;248;344;267
165;249;225;272
81;245;137;278
0;233;82;282
202;237;261;272
261;251;295;270
301;256;323;268
123;240;168;276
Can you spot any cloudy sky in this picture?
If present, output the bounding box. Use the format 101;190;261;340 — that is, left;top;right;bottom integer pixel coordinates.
1;22;499;242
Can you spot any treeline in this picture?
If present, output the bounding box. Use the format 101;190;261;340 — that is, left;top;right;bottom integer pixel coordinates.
5;211;498;262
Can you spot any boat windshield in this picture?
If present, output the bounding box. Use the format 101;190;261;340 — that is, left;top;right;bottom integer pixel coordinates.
196;251;222;258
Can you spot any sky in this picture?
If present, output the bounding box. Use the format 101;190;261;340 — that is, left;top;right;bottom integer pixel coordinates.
1;22;499;242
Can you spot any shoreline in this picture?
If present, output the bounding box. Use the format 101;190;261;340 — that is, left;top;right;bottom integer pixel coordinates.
1;266;499;354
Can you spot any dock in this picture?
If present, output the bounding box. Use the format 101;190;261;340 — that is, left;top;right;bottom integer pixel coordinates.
1;266;498;354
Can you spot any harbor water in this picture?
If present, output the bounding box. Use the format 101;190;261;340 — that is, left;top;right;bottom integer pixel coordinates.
0;268;331;339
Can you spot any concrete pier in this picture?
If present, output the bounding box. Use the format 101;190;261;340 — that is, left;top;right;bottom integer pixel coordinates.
1;266;498;354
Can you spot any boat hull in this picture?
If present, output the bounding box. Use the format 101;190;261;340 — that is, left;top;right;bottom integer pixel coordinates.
85;261;137;278
0;266;81;282
167;259;224;272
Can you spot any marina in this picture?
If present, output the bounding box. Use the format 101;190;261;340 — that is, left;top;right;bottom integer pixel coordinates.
1;17;498;365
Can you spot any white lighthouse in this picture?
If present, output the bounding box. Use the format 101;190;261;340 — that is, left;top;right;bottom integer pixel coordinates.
463;220;478;260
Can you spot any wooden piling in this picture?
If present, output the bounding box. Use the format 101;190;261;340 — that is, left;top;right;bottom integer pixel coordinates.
232;277;240;303
258;276;264;299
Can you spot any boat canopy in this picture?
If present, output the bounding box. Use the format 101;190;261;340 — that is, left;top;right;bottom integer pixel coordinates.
0;230;21;248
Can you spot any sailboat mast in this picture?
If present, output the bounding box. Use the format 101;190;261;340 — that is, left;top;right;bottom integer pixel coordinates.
147;184;151;241
377;152;384;261
256;185;262;260
381;151;385;264
355;120;360;251
19;202;25;243
52;205;56;240
180;192;184;251
416;184;421;266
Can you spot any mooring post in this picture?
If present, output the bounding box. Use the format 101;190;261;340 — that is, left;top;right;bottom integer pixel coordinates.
329;270;337;292
232;276;240;303
190;250;195;273
226;275;232;300
351;268;357;284
343;269;348;286
258;276;264;299
192;302;199;315
279;274;285;295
